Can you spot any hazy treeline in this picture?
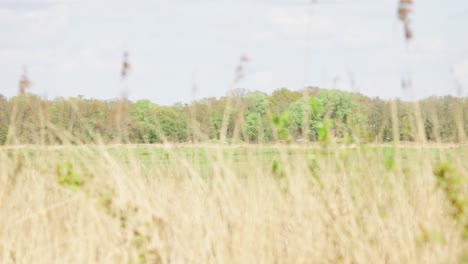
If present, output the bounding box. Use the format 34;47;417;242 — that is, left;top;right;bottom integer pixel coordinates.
0;87;466;144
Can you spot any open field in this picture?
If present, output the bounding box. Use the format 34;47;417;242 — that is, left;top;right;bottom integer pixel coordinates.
0;143;467;263
1;0;467;263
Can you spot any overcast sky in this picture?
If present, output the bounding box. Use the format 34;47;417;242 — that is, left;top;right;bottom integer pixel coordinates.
0;0;467;105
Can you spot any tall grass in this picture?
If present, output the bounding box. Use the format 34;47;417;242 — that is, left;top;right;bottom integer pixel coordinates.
0;140;467;263
1;1;467;263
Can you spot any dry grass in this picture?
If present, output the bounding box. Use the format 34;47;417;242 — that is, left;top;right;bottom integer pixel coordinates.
0;142;466;263
1;0;466;262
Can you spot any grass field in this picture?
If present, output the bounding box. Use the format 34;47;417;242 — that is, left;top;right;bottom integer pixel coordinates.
1;143;467;263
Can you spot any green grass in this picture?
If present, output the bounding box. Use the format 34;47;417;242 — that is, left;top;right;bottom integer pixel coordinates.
6;143;467;181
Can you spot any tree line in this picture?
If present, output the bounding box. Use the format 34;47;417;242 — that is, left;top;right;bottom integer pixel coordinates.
0;87;466;145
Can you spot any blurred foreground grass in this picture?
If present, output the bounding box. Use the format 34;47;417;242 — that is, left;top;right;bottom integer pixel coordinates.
0;143;467;263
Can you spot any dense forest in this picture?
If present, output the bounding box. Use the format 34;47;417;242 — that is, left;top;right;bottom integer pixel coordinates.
0;87;467;144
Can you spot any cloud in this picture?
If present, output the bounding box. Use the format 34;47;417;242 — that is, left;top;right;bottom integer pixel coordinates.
246;7;338;49
247;70;274;90
0;42;122;78
0;48;54;66
267;7;336;36
261;7;390;50
452;60;468;83
0;0;86;5
413;37;449;54
342;26;385;48
0;4;69;48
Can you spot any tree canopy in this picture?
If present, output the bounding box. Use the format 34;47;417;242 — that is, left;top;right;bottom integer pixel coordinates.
0;88;466;144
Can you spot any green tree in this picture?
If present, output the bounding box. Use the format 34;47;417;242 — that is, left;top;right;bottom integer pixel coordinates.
269;88;302;115
129;100;160;143
8;94;44;143
287;97;324;141
314;90;358;139
242;92;272;142
0;95;9;144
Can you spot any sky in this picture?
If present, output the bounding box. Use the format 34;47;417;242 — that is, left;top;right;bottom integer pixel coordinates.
0;0;467;105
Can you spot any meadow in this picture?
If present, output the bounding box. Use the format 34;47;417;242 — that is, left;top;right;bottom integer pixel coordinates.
1;142;467;263
1;0;467;262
